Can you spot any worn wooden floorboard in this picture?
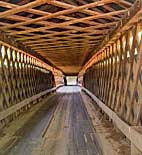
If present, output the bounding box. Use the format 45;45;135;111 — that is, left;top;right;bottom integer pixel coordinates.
0;86;102;155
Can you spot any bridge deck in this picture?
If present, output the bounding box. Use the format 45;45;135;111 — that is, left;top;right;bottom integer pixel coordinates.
0;86;102;155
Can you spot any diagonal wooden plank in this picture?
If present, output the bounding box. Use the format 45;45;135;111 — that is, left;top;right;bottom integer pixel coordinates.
0;1;100;29
1;0;115;30
16;21;117;41
0;0;49;18
0;14;98;35
9;10;126;35
77;0;121;19
53;0;118;21
28;40;100;47
82;0;142;70
116;0;133;8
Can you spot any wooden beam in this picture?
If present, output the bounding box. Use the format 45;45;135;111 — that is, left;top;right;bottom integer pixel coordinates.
17;21;117;41
9;10;126;35
83;0;142;70
53;0;119;21
0;1;101;30
116;0;133;8
4;0;117;31
0;0;48;18
0;2;103;29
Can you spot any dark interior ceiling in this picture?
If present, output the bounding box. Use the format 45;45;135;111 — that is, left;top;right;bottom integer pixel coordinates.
0;0;135;75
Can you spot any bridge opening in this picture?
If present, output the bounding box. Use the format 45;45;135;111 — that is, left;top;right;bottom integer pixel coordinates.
66;76;78;85
0;0;142;155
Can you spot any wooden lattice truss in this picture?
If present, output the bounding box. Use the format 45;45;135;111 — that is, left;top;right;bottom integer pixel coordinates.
0;0;136;74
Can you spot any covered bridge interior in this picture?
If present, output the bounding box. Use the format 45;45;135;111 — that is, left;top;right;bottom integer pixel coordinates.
0;0;142;155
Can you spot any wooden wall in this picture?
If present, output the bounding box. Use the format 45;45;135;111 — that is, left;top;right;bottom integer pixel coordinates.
0;40;58;125
84;22;142;126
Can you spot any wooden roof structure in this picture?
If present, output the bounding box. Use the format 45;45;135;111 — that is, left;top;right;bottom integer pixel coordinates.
0;0;135;75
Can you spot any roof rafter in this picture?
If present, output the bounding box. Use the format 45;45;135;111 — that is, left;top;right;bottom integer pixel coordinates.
0;0;136;74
